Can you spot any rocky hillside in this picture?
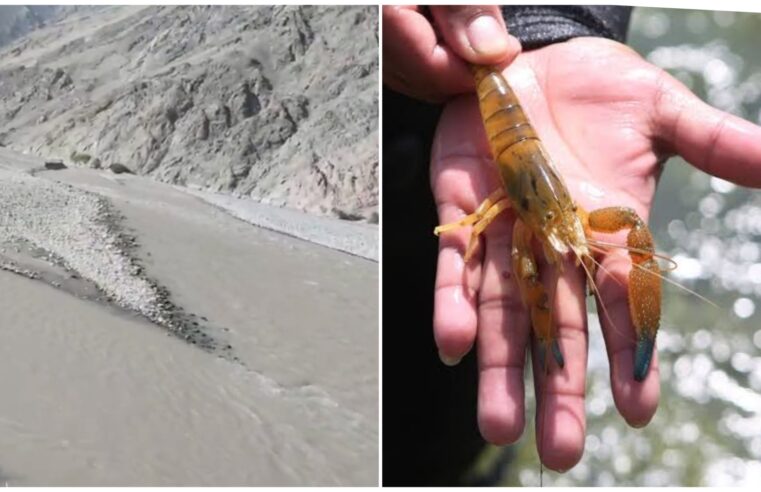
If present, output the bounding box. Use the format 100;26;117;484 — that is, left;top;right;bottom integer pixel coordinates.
0;6;378;221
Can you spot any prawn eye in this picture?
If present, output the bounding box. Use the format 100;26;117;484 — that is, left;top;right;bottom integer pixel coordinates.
545;211;555;222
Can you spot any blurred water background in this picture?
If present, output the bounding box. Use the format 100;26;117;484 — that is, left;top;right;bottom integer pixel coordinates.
471;8;761;486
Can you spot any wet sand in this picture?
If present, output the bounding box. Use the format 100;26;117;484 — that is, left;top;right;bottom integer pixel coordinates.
0;148;378;485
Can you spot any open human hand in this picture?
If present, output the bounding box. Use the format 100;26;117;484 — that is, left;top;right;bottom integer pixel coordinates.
431;37;761;471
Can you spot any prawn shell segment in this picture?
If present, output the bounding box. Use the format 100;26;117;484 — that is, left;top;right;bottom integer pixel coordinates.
472;66;580;261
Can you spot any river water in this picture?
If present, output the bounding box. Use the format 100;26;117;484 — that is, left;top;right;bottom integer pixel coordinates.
0;149;378;485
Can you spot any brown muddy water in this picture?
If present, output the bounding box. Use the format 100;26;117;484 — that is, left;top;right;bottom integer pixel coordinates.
0;148;378;485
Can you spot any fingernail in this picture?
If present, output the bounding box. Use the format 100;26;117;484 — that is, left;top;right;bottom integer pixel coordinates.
439;351;462;367
630;419;648;429
466;16;509;57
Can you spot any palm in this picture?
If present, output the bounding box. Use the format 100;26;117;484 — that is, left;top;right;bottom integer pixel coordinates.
533;39;663;212
431;37;761;471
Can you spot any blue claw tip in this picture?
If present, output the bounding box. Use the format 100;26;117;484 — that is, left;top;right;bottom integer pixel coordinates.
552;339;565;369
634;336;655;382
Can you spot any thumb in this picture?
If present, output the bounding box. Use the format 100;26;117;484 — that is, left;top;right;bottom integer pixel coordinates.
430;6;521;65
653;69;761;188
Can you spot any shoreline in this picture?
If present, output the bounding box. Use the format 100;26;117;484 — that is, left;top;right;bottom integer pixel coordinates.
0;148;378;263
182;187;379;262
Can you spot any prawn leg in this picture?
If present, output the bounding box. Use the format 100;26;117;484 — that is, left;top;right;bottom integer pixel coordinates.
434;188;510;262
586;207;661;382
512;219;564;370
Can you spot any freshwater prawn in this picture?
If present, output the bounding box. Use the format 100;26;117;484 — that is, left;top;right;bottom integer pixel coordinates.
434;64;663;382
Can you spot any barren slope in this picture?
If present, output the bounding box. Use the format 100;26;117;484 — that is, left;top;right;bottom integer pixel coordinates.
0;6;378;220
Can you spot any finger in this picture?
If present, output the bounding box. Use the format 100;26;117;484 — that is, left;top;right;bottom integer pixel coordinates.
476;216;529;445
593;249;660;428
432;204;482;365
382;5;473;102
430;6;521;64
530;260;588;472
653;69;761;188
431;98;495;364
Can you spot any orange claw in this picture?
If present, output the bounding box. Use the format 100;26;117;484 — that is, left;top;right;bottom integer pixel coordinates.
587;207;662;381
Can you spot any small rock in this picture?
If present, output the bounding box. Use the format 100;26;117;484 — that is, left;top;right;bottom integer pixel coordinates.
91;158;102;169
44;159;67;170
109;163;134;175
332;208;364;221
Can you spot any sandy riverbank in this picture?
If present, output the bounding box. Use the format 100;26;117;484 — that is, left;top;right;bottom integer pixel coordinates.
0;147;378;485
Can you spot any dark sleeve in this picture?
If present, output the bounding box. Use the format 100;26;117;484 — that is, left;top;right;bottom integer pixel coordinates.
501;5;633;50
